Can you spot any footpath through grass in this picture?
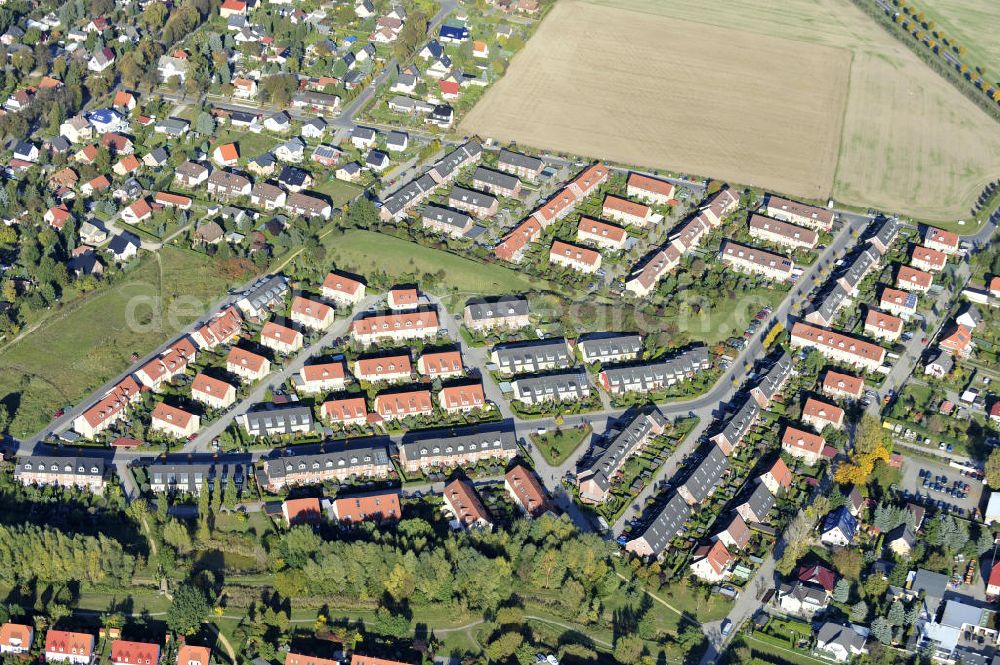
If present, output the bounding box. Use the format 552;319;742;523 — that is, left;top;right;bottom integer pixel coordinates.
0;247;236;437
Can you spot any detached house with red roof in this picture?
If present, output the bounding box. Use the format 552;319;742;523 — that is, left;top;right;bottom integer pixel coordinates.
45;630;95;665
442;478;492;531
282;497;322;526
823;370;864;400
864;309;904;342
191;373;237;410
417;350;463;379
896;265;933;293
226;347;271;382
219;0;247;16
911;245;947;273
296;361;347;395
505;464;554;518
212;142;239;167
760;458;793;495
290;296;335;330
260;322;303;355
924;226;960;254
627;172;675;205
322;397;368;426
880;287;918;320
438;382;486;413
577;217;627;251
939;324;973;357
0;623;33;655
355;354;412;383
332;490;401;524
111;640;160;665
151;402;200;439
321;271;365;305
45;204;73;229
176;645;210;665
690;541;734;582
374;389;433;420
122;198;153;224
802;397;844;432
549;240;601;273
781;426;826;465
602;195;660;227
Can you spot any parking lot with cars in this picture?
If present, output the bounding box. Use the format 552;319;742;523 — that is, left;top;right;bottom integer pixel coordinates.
899;456;984;518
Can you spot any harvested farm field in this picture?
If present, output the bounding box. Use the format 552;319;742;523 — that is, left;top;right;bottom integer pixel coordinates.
463;0;1000;222
463;0;851;201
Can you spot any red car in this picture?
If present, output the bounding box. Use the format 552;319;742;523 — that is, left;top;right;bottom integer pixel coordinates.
53;409;64;418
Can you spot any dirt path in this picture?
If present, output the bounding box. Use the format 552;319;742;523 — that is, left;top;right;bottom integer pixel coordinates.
614;572;700;628
207;622;237;663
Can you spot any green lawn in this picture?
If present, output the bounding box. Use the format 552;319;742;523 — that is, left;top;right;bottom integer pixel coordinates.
214;130;280;163
313;178;364;207
530;424;592;466
324;230;543;295
676;287;784;345
75;588;172;614
0;247;238;437
744;635;830;665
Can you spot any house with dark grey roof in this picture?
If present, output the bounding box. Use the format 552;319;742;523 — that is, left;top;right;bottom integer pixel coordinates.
498;148;544;181
836;247;881;295
235;274;289;318
709;397;761;454
427;140;481;183
147;462;235;494
472;166;521;198
625;493;692;559
816;623;868;662
578;407;666;503
379;173;438;221
778;581;829;617
806;284;850;327
491;338;571;375
463;296;530;332
868;216;900;255
421;204;473;237
749;352;793;407
598;347;710;394
238;403;313;437
578;333;643;365
398;422;518;473
14;455;106;491
260;443;392;490
448;185;497;218
512;370;590;405
736;483;776;523
677;444;729;505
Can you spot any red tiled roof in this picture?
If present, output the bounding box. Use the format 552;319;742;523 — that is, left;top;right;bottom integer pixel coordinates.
925;226;959;249
177;645;211;665
912;245;946;268
151;402;195;429
865;309;903;334
227;346;267;372
439;382;485;410
283;498;321;524
322;397;367;422
603;194;649;219
550;239;600;266
356;354;412;378
896;265;933;290
291;296;333;322
301;361;346;383
782;425;825;455
322;271;363;296
823;370;864;397
191;373;235;399
111;640;160;665
790;322;886;365
627;172;675;198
